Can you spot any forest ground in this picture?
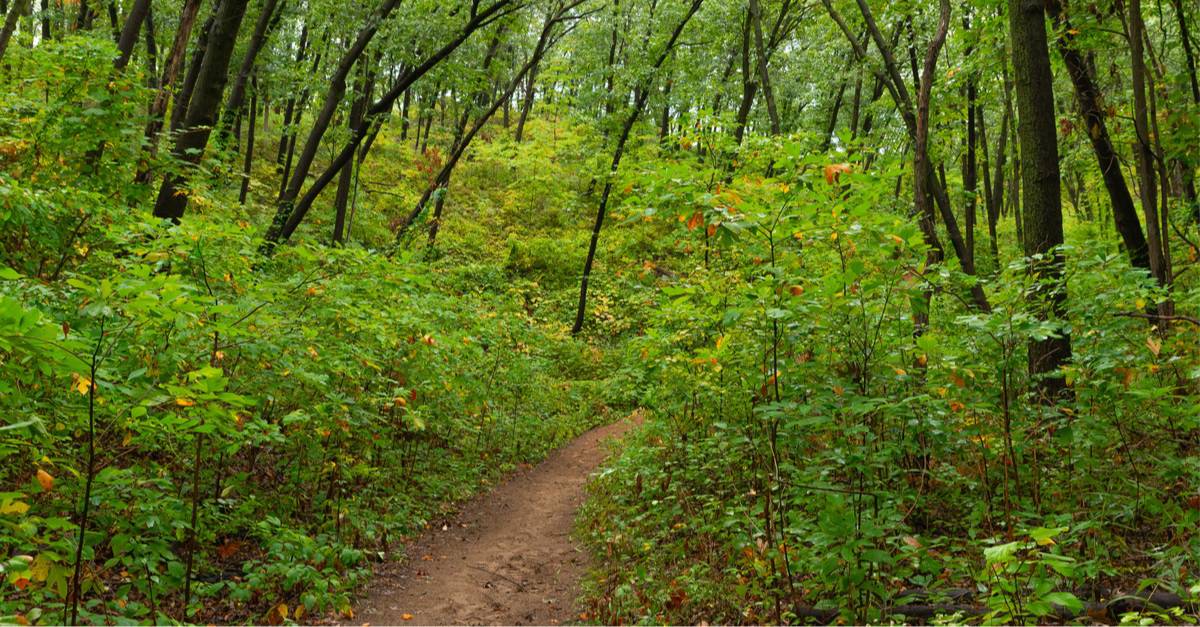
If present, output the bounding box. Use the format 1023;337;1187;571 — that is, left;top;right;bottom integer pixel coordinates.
341;414;640;626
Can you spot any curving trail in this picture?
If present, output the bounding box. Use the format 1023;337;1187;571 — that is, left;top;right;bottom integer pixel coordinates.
344;416;638;626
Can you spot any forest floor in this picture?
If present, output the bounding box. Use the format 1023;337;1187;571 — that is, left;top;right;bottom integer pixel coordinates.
340;414;640;626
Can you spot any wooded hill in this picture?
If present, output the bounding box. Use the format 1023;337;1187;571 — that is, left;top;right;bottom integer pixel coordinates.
0;0;1198;624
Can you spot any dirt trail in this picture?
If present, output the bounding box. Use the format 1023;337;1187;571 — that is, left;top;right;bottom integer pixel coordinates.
345;416;637;626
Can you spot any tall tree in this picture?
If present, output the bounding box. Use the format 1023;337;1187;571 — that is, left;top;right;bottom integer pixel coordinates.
152;0;253;220
1009;0;1071;400
572;0;704;335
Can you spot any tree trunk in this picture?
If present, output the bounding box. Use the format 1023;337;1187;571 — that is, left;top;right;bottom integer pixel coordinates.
911;0;951;336
0;0;31;61
748;0;779;135
219;0;283;143
334;56;377;244
113;0;151;70
573;0;703;335
152;0;252;220
1009;0;1071;401
732;8;757;145
239;75;257;205
265;0;518;247
1129;0;1166;284
276;24;309;166
1046;1;1151;270
275;0;403;219
138;0;202;180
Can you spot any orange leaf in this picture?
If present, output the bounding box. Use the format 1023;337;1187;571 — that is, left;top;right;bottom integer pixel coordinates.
823;163;851;185
686;211;703;231
402;613;414;621
36;469;53;492
176;398;195;407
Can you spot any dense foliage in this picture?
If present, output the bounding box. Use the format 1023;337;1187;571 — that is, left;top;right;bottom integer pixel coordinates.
0;0;1199;625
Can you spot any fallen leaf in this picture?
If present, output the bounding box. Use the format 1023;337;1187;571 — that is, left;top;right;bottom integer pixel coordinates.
36;469;53;492
402;613;414;620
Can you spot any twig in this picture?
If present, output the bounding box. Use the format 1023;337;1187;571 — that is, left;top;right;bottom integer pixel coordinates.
465;564;526;591
1114;311;1200;327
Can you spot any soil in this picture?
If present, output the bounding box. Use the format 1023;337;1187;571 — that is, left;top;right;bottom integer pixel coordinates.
343;416;638;626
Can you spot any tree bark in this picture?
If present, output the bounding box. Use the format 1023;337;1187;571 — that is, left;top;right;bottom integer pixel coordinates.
1129;0;1166;284
0;0;30;62
1047;2;1152;270
275;0;403;219
113;0;151;70
1009;0;1072;401
138;0;203;180
152;0;252;220
748;0;779;135
239;74;258;205
219;0;284;143
911;0;952;335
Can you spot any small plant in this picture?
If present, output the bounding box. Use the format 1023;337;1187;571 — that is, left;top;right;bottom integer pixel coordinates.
980;526;1083;624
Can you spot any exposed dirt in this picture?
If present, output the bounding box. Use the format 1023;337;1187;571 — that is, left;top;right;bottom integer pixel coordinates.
343;416;638;626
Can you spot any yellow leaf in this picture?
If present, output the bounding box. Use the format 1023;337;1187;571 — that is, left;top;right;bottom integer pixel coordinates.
71;373;92;395
36;469;53;492
28;556;50;582
0;500;30;515
176;398;195;407
1146;336;1161;357
402;613;414;620
1036;536;1056;547
715;335;727;351
267;602;288;624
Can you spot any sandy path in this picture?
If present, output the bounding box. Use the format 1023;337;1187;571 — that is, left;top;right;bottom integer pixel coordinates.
345;416;637;626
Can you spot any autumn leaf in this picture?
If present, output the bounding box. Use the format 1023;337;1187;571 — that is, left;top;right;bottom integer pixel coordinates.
71;373;92;395
402;613;415;620
36;469;53;492
823;163;851;185
0;500;30;515
266;602;288;624
686;211;703;231
176;398;195;407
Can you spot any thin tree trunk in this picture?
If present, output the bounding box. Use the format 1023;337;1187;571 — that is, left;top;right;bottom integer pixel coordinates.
240;75;257;205
0;0;31;61
276;24;309;167
1129;0;1167;284
218;0;284;143
911;0;952;336
274;0;404;227
749;0;779;135
573;0;703;334
1046;0;1151;271
138;0;202;180
265;0;519;247
334;56;377;244
152;0;252;220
